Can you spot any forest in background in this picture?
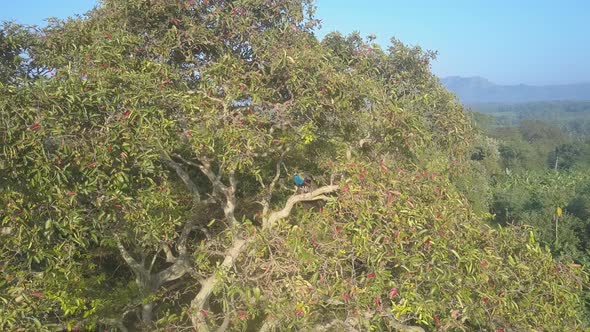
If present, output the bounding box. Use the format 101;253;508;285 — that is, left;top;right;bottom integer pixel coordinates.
1;1;589;331
469;102;590;265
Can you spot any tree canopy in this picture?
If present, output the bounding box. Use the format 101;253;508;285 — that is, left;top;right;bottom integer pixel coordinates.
0;1;587;331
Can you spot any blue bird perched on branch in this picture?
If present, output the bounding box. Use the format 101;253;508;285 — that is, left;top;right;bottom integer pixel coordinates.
294;172;313;193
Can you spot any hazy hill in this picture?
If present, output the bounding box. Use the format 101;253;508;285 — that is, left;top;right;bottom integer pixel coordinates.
441;76;590;103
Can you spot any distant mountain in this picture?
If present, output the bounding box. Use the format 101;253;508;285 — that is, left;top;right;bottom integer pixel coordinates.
441;76;590;103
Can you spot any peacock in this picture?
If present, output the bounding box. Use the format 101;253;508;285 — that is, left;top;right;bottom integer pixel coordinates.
294;172;313;193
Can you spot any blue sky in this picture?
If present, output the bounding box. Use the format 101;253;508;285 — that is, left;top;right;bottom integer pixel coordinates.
1;0;588;85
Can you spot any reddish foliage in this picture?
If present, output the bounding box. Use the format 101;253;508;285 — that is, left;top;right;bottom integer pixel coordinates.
389;287;398;299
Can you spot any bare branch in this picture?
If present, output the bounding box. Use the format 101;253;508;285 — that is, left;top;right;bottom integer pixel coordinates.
163;157;201;202
115;236;148;277
177;218;197;256
155;256;192;285
261;164;281;216
223;170;238;227
263;185;339;229
190;238;248;332
172;153;237;226
258;319;278;332
148;248;161;273
312;319;360;332
215;306;231;332
162;244;177;263
387;320;425;332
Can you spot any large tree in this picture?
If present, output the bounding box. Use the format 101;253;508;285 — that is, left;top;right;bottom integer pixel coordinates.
1;1;586;331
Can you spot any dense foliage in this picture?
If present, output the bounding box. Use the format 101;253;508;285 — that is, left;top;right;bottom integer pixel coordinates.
470;106;590;326
1;1;587;331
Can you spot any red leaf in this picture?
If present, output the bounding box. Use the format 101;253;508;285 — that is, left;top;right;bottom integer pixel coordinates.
67;191;77;196
341;183;349;193
374;296;380;306
434;315;440;326
389;288;398;299
342;293;350;301
122;110;131;119
30;292;44;298
481;260;487;268
296;309;304;317
240;84;246;91
105;32;112;40
29;123;41;131
199;309;209;316
380;160;389;173
367;272;375;279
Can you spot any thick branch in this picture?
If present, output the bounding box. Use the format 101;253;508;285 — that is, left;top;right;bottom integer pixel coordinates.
222;170;238;227
263;185;339;228
163;157;201;202
172;153;237;226
155;255;192;285
312;319;360;332
387;321;425;332
189;238;248;331
162;244;177;263
115;237;148;278
261;150;289;218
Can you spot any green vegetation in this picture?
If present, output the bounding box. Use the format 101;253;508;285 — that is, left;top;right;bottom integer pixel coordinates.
468;104;590;327
0;1;587;331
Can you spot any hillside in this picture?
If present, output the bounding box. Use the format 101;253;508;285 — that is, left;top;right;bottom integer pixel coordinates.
468;100;590;129
442;76;590;103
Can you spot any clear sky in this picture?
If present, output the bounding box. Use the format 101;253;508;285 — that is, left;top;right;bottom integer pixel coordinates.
1;0;588;85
